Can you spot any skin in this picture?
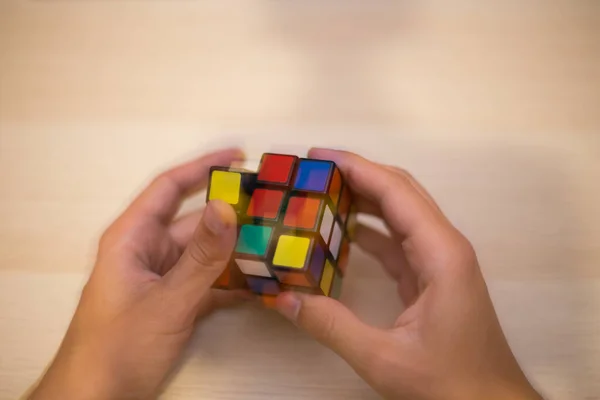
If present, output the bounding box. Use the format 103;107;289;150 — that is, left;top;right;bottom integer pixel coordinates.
28;148;542;400
276;149;543;400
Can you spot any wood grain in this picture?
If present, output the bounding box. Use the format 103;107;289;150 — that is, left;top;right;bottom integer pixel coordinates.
0;1;599;399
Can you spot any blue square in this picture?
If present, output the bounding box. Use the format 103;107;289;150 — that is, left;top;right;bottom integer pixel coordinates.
246;276;281;295
308;242;325;282
293;160;333;192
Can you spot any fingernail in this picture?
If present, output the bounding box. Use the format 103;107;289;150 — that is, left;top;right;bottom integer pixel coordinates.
235;149;246;160
276;293;301;322
203;202;226;234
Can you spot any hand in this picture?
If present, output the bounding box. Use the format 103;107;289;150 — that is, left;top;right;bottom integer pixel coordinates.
29;149;248;400
275;149;543;400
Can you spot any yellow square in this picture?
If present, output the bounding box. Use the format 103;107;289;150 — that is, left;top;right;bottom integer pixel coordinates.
273;235;310;269
209;171;241;205
320;260;334;295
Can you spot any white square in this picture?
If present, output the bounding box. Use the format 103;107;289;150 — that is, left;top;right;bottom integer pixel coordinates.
329;222;343;260
235;259;272;277
320;206;334;244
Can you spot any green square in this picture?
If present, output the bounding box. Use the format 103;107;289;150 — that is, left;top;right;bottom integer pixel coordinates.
330;270;343;299
236;225;272;256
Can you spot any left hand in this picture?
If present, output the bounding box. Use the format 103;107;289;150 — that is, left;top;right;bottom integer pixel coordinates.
29;148;248;400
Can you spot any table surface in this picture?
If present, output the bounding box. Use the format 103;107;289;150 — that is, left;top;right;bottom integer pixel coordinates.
1;1;599;399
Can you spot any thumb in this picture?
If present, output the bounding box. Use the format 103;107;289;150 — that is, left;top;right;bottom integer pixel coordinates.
165;199;237;300
276;292;382;368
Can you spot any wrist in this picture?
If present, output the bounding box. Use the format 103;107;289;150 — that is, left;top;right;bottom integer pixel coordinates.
458;376;543;400
29;334;121;400
486;383;542;400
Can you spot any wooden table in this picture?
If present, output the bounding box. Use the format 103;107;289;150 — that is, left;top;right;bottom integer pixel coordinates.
1;1;599;398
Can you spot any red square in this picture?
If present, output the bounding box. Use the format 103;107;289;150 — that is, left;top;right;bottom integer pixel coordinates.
247;189;284;219
257;154;297;185
284;197;321;229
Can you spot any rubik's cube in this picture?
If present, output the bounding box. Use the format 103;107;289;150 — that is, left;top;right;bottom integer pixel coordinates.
206;153;356;303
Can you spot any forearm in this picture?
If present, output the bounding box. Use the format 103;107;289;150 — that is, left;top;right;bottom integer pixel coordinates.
457;376;543;400
28;339;121;400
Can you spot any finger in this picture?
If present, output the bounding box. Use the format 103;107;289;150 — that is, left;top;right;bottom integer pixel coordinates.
125;148;244;224
353;196;383;218
384;165;443;214
276;292;384;369
196;289;254;318
309;148;444;234
308;148;461;278
169;209;204;250
164;200;238;305
355;224;419;305
355;224;403;281
337;169;435;220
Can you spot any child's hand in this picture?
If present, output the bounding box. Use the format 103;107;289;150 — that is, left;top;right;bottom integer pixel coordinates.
29;149;247;400
276;149;542;400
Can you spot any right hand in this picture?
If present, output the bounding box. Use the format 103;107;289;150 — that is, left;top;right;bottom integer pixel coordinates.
276;149;542;400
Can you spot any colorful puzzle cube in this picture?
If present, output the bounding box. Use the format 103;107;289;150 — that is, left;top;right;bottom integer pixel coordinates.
206;153;356;303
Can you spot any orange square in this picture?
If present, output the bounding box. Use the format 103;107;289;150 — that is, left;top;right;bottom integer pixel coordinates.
260;295;278;309
337;238;351;276
338;186;352;223
284;197;321;230
328;168;342;207
274;270;312;287
213;266;230;288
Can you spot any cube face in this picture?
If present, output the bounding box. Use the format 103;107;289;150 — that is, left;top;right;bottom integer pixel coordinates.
274;270;311;286
247;189;284;220
329;221;344;261
283;196;321;230
209;170;242;205
206;153;356;299
346;204;358;241
337;237;351;276
273;235;311;269
213;261;248;290
337;185;352;224
319;260;335;296
308;243;325;284
213;265;231;288
328;168;343;208
236;259;272;278
330;270;343;299
208;167;256;216
293;160;333;192
319;205;335;244
246;276;280;295
257;154;297;185
236;225;272;256
273;239;324;287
